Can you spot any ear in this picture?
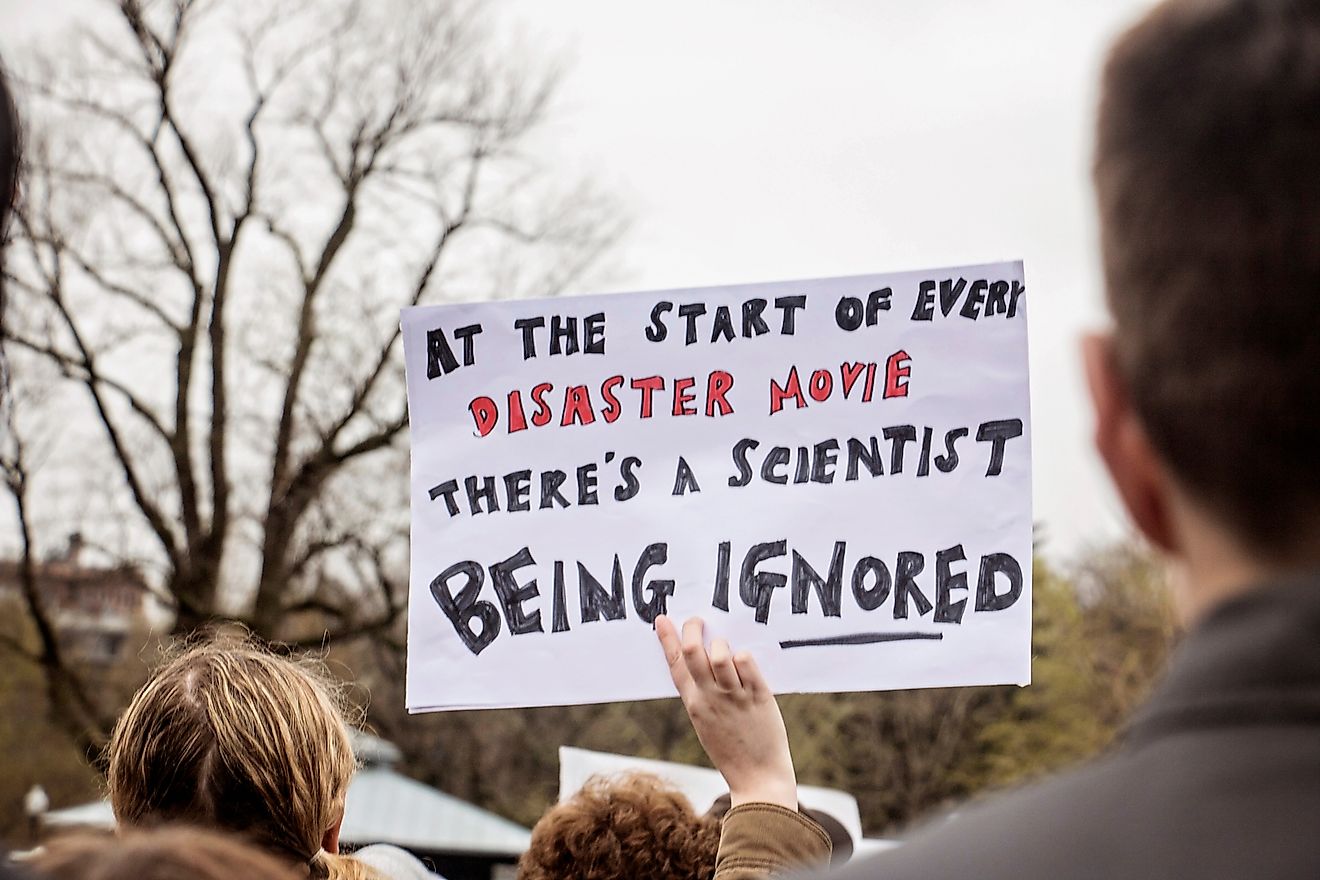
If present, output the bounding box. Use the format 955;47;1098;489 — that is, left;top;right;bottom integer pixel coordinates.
1081;333;1178;554
321;811;343;856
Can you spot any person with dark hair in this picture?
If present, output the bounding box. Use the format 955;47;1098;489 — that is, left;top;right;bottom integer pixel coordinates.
518;773;723;880
29;827;302;880
0;61;20;880
660;0;1320;878
0;58;20;322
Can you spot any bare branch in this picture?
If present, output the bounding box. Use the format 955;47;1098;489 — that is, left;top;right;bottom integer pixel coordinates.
118;0;226;246
16;229;183;333
14;211;184;567
284;605;405;651
5;333;172;443
30;163;191;273
0;404;111;749
19;80;204;282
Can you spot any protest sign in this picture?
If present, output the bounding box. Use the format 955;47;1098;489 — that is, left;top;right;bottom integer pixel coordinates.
402;262;1032;712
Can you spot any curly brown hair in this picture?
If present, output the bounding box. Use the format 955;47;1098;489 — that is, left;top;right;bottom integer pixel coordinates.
518;773;721;880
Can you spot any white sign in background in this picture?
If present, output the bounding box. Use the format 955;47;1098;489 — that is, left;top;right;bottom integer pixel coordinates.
403;262;1032;712
556;746;872;850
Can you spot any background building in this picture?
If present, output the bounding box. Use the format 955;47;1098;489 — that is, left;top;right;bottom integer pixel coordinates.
39;730;531;880
0;534;147;666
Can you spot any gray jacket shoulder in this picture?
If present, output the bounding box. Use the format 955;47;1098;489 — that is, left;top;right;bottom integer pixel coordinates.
832;578;1320;880
832;723;1320;880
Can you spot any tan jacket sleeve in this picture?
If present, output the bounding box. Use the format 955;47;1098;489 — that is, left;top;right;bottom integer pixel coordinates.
715;803;833;880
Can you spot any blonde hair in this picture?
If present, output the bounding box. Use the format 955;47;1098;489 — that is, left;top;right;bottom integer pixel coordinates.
106;640;377;880
31;826;302;880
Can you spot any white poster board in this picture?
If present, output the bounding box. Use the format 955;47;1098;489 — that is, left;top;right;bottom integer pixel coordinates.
402;262;1032;712
557;746;866;844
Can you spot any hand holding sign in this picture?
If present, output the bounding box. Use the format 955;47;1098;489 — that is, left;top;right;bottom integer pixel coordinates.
656;615;798;811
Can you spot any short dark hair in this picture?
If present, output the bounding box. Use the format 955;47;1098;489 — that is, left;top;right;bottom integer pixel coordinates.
1;59;20;334
31;827;301;880
1095;0;1320;554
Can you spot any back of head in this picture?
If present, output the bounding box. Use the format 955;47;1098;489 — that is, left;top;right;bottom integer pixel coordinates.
0;59;17;244
1;58;21;340
106;641;372;879
1094;0;1320;556
518;773;720;880
30;827;301;880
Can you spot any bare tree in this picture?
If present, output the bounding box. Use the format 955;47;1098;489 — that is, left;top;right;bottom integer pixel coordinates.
0;376;114;756
1;0;621;747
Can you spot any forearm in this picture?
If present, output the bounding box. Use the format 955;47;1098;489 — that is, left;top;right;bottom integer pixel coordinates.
715;803;833;880
654;616;827;875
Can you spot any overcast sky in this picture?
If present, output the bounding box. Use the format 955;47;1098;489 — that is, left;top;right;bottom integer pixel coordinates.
1;0;1161;562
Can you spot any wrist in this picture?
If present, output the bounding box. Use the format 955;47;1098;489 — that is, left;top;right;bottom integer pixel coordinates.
728;777;798;812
